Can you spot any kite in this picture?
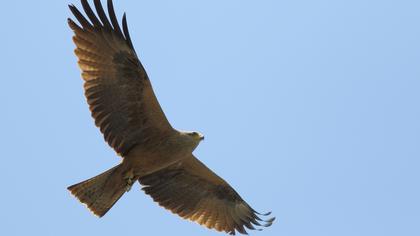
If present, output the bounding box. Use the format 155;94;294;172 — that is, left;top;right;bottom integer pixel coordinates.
67;0;274;234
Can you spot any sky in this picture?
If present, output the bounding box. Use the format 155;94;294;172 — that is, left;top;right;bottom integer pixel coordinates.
1;0;419;235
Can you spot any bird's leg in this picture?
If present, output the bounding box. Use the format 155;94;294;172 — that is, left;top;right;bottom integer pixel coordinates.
123;169;135;192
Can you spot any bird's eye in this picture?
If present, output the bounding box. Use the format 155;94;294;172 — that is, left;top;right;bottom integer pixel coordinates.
192;132;198;136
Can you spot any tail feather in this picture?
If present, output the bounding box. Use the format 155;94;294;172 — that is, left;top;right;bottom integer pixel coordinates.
68;164;127;217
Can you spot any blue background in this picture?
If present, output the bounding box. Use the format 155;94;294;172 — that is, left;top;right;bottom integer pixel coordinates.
1;0;419;235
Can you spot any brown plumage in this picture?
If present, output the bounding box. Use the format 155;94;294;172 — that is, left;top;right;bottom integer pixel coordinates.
67;0;274;234
140;156;275;234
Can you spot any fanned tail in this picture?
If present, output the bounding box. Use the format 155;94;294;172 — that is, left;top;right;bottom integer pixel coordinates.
67;163;128;217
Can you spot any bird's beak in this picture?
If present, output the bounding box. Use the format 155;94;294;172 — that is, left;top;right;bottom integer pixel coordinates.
199;135;205;141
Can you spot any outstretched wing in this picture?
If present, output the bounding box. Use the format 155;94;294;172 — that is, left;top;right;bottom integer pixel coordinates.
68;0;173;156
139;156;275;235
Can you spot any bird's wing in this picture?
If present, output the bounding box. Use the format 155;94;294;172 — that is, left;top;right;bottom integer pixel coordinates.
139;155;275;235
68;0;173;156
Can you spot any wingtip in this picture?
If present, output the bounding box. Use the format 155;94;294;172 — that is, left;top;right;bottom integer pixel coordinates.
267;217;275;223
261;217;275;227
68;4;77;12
67;18;75;26
248;209;275;233
253;209;272;216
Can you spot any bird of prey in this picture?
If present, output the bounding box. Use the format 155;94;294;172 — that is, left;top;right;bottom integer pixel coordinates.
67;0;274;234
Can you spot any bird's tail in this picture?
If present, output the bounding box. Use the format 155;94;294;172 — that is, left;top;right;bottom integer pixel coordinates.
67;163;130;217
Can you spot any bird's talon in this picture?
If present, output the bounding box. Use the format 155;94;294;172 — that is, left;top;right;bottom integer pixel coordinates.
125;177;133;192
124;170;135;192
125;183;132;192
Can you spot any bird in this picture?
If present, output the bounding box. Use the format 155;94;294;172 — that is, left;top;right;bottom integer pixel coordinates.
67;0;274;234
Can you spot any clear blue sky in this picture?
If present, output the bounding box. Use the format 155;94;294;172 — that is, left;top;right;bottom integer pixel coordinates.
1;0;419;235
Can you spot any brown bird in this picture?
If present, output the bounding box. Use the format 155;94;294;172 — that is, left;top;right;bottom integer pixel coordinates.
67;0;274;234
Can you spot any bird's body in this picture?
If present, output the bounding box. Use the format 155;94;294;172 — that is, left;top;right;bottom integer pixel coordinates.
67;0;274;234
123;130;203;178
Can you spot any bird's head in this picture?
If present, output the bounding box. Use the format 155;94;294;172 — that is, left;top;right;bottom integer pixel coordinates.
178;130;205;152
188;131;205;142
